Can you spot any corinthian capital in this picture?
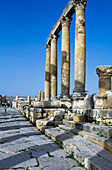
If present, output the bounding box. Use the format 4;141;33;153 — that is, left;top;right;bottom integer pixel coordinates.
61;16;72;27
76;0;87;10
71;0;87;10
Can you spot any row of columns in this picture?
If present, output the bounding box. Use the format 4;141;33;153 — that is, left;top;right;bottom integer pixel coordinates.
45;1;86;101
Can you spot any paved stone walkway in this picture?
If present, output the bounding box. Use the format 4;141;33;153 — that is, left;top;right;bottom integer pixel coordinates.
0;108;85;170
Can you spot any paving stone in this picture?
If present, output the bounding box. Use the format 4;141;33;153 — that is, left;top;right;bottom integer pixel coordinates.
70;167;85;170
0;151;31;169
43;166;71;170
49;149;68;158
29;167;42;170
31;150;49;158
38;157;71;167
64;158;79;167
85;155;112;170
11;158;38;168
0;142;37;153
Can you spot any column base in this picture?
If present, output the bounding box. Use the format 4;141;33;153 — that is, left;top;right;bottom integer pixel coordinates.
44;98;50;102
60;93;70;100
72;89;87;99
50;96;58;101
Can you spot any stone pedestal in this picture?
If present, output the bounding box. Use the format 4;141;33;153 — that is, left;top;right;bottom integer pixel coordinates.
73;1;86;97
51;35;58;100
72;97;85;111
45;45;51;101
61;17;71;98
96;66;112;94
94;94;108;109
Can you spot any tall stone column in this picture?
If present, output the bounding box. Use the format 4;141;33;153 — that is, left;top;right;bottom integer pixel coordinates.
73;1;87;97
50;35;58;100
45;44;51;100
96;66;112;94
61;17;71;98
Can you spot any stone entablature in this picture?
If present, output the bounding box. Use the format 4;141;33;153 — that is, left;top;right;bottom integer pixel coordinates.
46;0;87;46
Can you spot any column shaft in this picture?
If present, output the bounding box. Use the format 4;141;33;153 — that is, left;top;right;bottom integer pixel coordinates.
99;75;111;94
51;35;58;100
61;17;71;98
45;45;51;100
74;4;86;93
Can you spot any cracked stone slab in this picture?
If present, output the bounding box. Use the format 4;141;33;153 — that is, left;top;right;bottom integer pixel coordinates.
11;158;38;168
43;166;71;170
70;168;86;170
38;157;73;167
0;142;38;153
0;151;33;169
30;150;49;158
29;167;42;170
49;149;68;158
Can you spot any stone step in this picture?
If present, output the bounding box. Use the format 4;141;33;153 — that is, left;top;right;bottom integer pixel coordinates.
63;119;112;138
59;124;112;152
43;127;112;170
36;119;62;130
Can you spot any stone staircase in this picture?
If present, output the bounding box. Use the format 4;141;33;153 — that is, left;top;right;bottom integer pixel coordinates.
36;119;112;170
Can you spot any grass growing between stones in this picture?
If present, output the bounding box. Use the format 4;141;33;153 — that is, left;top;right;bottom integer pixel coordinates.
45;134;52;140
66;152;86;169
66;152;74;159
47;152;54;157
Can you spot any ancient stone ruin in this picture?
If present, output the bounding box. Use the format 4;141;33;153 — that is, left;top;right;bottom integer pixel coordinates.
12;0;112;169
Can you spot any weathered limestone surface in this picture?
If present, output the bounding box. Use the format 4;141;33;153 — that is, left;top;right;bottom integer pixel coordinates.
84;95;94;109
45;45;51;101
51;35;58;100
32;100;62;108
46;0;87;45
38;91;41;101
107;91;112;109
41;92;45;101
43;126;112;170
74;1;86;94
0;108;84;169
96;65;112;94
94;94;108;109
61;17;71;98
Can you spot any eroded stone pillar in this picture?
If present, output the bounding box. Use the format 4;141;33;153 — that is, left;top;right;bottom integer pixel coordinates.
38;91;41;101
50;35;58;100
45;45;51;100
61;17;71;98
74;1;87;97
96;66;112;94
41;92;45;101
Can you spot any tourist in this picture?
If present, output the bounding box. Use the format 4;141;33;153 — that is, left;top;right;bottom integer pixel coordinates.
4;105;7;113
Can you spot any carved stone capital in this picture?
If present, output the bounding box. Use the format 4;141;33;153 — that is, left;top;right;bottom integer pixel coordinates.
73;0;87;10
61;16;72;27
96;65;112;76
50;34;59;44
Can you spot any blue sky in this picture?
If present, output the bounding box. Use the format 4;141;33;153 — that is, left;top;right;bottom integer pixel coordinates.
0;0;112;96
